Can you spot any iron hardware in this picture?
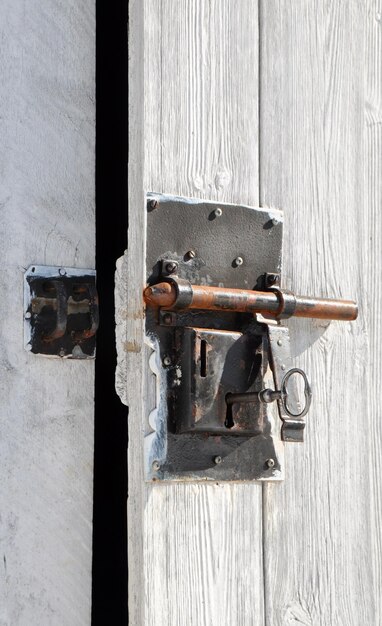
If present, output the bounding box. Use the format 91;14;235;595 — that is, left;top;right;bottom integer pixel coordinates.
143;194;358;480
24;265;98;358
228;367;312;418
144;277;357;321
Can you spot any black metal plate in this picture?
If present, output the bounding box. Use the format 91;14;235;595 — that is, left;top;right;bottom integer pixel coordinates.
174;327;265;436
145;194;284;481
24;265;97;359
147;194;283;290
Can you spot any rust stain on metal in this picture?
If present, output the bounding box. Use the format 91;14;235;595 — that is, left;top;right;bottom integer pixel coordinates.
144;281;358;322
144;283;174;308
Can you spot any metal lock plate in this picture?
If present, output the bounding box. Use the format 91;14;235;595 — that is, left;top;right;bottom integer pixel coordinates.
24;265;98;358
145;194;285;481
143;195;359;480
175;327;266;436
146;195;283;291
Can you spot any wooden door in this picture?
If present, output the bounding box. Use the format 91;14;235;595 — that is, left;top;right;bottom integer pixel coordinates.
123;1;380;624
0;1;95;624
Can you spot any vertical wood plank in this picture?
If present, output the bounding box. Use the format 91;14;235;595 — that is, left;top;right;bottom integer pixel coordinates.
366;2;382;624
260;1;375;624
0;2;95;624
126;1;264;623
145;0;259;204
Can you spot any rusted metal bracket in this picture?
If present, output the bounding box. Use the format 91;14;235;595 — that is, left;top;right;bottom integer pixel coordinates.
143;194;357;482
24;265;98;358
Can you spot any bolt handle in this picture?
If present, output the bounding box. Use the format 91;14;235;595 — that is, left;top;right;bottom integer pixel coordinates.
259;368;312;418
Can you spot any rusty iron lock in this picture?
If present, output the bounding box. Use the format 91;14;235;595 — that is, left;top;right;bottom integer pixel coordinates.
144;273;355;445
143;194;358;481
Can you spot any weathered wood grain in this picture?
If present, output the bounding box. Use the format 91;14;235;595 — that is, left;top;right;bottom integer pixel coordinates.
125;1;263;623
260;1;374;624
365;2;382;624
0;2;95;624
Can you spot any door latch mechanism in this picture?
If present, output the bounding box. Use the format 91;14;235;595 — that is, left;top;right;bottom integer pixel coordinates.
143;195;357;481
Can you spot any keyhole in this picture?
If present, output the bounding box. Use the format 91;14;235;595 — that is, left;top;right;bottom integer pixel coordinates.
200;339;207;377
225;395;234;429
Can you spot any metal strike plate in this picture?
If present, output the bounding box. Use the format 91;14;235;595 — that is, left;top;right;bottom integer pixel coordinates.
24;265;98;358
145;194;285;481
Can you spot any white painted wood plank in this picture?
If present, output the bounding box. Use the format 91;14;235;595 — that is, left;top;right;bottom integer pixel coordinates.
125;1;264;623
260;2;374;624
365;2;382;624
145;0;259;205
0;2;95;624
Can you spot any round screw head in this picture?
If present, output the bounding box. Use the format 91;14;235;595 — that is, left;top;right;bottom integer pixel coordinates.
214;207;223;217
186;250;196;260
277;339;282;346
165;261;178;274
271;217;280;226
149;199;158;210
267;273;277;285
152;460;160;471
214;455;222;465
163;313;172;325
234;256;244;267
266;458;275;469
163;355;171;366
25;312;32;319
